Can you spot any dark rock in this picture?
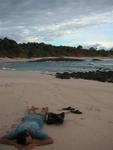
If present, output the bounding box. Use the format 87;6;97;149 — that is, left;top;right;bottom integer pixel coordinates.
92;58;102;61
56;70;113;83
29;57;85;62
56;72;71;79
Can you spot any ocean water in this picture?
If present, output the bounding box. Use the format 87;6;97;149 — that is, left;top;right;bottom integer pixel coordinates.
1;59;113;73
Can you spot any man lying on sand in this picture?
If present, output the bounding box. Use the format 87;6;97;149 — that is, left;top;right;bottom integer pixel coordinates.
0;106;54;150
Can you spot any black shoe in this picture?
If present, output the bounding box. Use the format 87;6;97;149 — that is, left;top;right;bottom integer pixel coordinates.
58;112;65;119
70;109;82;114
46;112;65;125
62;107;75;111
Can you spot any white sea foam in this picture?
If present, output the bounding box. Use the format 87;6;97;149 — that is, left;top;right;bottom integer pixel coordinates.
2;67;9;70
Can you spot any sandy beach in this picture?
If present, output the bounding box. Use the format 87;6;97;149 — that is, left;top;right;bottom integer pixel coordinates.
0;70;113;150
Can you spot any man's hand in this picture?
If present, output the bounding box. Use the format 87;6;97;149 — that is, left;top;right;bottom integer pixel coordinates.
0;137;17;146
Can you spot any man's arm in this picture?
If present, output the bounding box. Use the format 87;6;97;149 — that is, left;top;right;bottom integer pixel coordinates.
0;137;25;150
0;137;17;146
34;137;54;146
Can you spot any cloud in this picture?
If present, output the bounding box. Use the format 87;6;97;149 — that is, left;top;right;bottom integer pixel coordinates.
0;0;113;47
86;42;113;50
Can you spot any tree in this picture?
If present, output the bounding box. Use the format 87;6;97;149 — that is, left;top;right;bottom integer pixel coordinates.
77;45;83;49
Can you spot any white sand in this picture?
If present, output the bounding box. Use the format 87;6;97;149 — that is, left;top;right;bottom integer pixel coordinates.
0;70;113;150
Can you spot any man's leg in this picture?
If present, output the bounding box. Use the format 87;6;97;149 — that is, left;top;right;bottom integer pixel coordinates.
27;106;48;115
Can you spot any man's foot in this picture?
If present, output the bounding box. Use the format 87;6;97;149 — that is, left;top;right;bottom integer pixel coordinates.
41;107;49;115
27;106;39;114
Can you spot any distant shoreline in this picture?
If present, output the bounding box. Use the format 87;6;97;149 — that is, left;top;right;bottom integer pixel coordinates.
0;56;113;63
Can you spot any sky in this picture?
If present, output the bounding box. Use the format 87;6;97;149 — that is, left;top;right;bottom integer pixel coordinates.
0;0;113;49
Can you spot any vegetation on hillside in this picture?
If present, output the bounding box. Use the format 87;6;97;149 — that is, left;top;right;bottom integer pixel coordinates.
0;37;113;58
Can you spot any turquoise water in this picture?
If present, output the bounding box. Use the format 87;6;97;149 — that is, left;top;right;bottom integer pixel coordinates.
1;59;113;73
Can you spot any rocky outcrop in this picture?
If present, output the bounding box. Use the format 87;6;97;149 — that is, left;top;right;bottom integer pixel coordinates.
56;70;113;83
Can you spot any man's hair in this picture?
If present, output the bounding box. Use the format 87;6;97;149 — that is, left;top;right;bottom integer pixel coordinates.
16;130;31;145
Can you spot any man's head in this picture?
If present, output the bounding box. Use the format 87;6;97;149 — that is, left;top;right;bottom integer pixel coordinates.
17;130;33;145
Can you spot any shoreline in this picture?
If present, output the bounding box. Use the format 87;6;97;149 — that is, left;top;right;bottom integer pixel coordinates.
0;56;113;63
0;57;113;84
